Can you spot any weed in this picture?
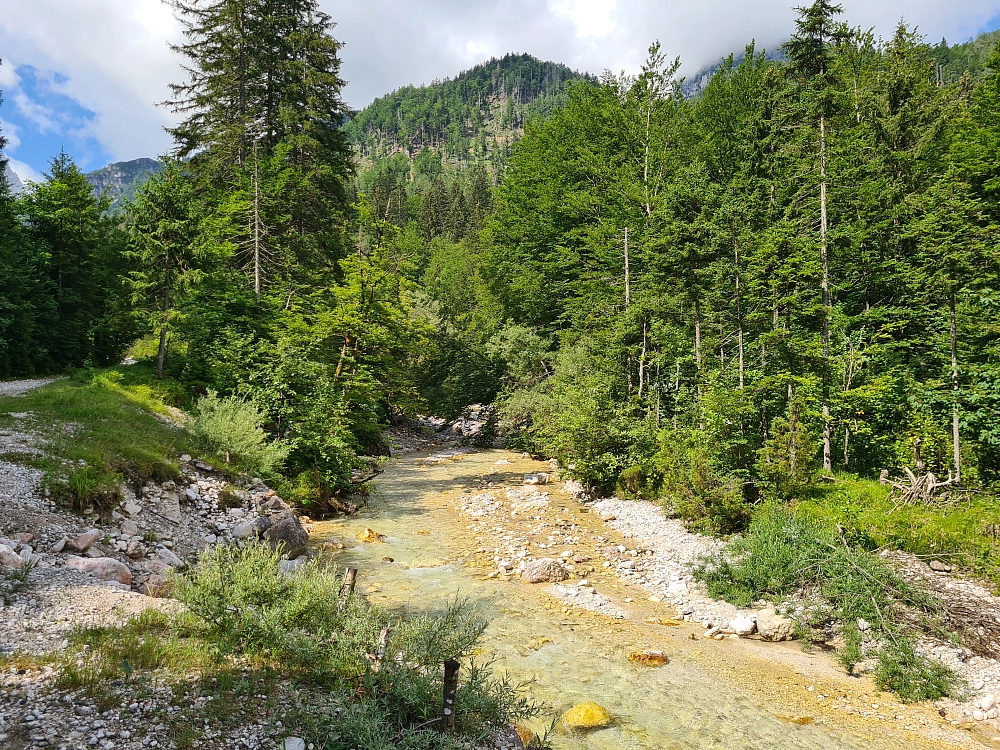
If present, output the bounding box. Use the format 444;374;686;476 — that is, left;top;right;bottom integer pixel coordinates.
0;561;33;605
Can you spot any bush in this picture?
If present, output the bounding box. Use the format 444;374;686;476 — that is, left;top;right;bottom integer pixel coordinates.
695;505;958;701
169;543;540;746
192;390;288;476
649;432;751;535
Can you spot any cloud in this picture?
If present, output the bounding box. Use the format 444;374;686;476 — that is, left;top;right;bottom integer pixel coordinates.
2;0;1000;173
6;158;42;185
0;118;21;151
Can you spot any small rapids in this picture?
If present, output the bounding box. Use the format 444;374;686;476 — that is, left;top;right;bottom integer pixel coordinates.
310;449;946;750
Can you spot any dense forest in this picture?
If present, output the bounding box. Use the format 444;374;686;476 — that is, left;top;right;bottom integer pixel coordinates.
344;54;592;169
1;0;999;533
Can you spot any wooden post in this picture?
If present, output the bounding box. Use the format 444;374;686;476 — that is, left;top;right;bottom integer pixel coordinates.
442;659;460;731
373;625;392;672
337;567;357;611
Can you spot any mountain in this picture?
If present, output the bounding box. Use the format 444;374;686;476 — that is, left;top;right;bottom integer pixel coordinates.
85;157;163;210
680;47;787;98
3;163;22;194
344;53;594;169
932;30;1000;84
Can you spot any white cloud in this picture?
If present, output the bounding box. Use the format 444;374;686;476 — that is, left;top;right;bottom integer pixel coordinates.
2;0;1000;166
6;158;42;184
0;118;21;151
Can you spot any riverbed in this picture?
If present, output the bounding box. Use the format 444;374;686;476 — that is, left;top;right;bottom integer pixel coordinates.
312;448;984;750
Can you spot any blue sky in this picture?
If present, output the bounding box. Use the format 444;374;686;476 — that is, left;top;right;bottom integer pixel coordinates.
3;0;1000;183
1;65;114;181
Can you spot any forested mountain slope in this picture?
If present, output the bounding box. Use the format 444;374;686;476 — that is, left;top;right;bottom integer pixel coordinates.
344;53;593;169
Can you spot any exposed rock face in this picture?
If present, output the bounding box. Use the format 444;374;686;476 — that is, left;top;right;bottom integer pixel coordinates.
264;511;309;555
520;558;568;583
755;607;795;641
65;556;133;585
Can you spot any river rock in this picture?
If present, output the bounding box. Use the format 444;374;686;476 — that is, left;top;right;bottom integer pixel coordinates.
120;519;139;537
523;473;550;485
0;544;25;569
520;558;568;583
153;548;184;569
231;520;256;539
65;529;101;553
282;738;305;750
64;556;132;585
929;560;953;573
628;650;669;666
730;616;756;637
561;702;612;730
356;528;385;543
756;607;795;641
979;694;997;711
264;512;309;555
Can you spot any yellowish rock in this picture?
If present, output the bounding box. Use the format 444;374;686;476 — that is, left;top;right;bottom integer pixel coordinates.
628;650;669;666
357;528;385;543
561;702;612;731
514;723;535;745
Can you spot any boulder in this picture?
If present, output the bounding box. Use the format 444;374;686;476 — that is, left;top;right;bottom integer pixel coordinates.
520;558;568;583
729;616;756;637
264;512;309;555
628;650;669;666
184;485;200;502
49;538;66;554
153;548;184;569
254;516;272;536
0;544;26;569
666;580;687;595
979;694;997;712
523;473;550;485
755;607;795;642
120;519;139;537
231;521;256;539
929;560;953;573
124;541;147;559
65;529;101;554
561;702;612;731
64;556;132;585
282;739;305;750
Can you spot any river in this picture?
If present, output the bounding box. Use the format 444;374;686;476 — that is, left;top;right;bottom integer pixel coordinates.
311;448;978;750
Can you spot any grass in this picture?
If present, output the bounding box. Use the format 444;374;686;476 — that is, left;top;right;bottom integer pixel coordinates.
47;544;544;750
0;561;33;605
795;476;1000;586
695;503;961;702
0;368;218;509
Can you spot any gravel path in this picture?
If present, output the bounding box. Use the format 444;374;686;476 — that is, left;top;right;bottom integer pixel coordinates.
0;378;58;397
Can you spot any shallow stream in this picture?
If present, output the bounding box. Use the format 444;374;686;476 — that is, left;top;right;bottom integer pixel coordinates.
311;449;956;750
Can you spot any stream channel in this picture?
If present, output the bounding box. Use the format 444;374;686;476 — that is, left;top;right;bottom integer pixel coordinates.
311;448;966;750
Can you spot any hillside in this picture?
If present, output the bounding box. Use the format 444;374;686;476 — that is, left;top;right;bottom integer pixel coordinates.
344;53;594;169
933;30;1000;83
85;157;163;209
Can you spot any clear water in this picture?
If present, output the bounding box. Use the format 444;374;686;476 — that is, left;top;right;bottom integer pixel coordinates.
311;450;922;750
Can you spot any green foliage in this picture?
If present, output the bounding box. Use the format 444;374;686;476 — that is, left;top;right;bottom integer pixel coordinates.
696;504;958;701
192;390;288;476
0;561;32;606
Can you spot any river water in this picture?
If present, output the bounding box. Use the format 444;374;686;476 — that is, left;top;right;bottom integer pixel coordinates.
311;448;966;750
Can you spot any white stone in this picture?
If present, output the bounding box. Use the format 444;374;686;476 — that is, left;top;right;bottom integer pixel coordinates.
730;616;757;637
283;738;306;750
979;694;996;712
120;519;139;537
666;580;687;595
0;544;25;569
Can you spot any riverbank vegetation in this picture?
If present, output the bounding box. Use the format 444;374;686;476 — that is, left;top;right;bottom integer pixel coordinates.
52;545;538;749
1;0;1000;704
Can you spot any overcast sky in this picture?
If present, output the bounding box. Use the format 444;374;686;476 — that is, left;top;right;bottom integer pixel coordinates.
3;0;1000;180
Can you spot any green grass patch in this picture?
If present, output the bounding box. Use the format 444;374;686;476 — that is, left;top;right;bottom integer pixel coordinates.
0;370;214;508
795;476;1000;586
695;504;960;702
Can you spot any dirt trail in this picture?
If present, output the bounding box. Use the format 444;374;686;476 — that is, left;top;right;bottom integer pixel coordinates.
314;447;991;750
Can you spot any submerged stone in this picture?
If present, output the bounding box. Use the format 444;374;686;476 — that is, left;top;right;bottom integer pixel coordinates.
561;702;612;731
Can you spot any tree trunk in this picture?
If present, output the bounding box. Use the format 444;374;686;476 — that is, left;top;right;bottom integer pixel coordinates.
623;227;630;310
820;112;832;474
156;262;170;381
735;238;744;390
253;140;262;301
950;291;961;483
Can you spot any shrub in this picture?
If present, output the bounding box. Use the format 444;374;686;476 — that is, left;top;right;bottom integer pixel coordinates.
650;432;750;535
192;390;288;476
695;505;958;701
